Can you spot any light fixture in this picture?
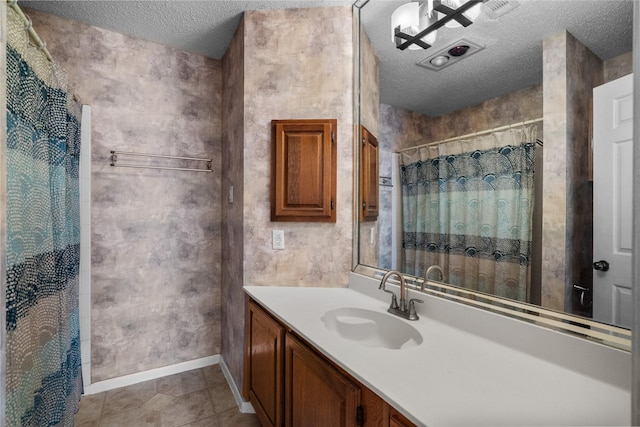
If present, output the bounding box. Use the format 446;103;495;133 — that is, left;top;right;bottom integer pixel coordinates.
391;1;438;50
417;37;485;71
435;0;483;28
393;0;485;51
429;55;450;67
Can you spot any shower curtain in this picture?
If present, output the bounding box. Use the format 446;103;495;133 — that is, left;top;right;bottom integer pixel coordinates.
400;127;536;302
5;6;82;426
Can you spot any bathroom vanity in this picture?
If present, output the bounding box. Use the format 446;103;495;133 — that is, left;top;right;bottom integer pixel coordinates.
244;298;414;427
243;273;631;426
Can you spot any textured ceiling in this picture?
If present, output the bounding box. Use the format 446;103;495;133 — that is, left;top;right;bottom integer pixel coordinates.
361;0;634;115
21;0;634;116
21;0;354;58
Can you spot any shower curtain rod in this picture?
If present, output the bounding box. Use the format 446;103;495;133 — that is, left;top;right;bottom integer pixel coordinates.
396;117;543;154
7;0;53;62
109;150;213;173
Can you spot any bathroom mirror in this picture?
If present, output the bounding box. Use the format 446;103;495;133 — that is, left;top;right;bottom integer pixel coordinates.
354;0;634;350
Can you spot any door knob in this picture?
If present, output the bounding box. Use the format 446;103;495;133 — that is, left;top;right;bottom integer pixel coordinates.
593;260;610;271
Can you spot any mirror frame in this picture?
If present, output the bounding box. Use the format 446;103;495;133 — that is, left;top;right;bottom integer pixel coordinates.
351;0;632;352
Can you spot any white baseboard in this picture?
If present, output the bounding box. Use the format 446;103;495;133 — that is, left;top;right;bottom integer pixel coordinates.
83;355;220;395
219;358;255;414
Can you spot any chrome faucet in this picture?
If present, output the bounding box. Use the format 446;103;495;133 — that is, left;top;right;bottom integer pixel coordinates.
422;265;445;292
379;270;423;321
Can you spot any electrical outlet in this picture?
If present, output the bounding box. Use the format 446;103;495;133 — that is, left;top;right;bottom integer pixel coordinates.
272;230;285;250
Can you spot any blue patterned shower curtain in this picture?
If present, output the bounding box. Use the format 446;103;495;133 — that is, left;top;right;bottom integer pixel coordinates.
5;5;82;426
400;127;537;302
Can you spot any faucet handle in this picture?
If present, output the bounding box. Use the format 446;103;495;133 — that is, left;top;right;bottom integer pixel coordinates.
408;298;424;320
389;293;399;310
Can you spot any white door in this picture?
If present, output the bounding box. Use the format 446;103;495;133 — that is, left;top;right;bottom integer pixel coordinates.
592;73;633;329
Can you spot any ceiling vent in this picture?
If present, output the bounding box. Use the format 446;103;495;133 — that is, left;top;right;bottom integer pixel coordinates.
416;38;485;71
483;0;521;20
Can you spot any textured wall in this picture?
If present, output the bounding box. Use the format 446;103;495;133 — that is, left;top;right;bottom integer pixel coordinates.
565;33;602;314
358;27;381;269
379;85;543;152
541;31;602;313
27;9;223;382
221;18;246;393
220;6;354;391
604;52;633;83
242;6;354;288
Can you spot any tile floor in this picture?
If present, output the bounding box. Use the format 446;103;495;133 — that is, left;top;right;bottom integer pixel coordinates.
74;365;261;427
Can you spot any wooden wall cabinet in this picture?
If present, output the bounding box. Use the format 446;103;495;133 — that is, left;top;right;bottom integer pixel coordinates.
360;126;379;222
244;299;417;427
271;119;337;222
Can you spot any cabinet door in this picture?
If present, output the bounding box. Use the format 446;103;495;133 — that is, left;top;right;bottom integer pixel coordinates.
389;407;417;427
360;125;379;222
271;119;337;222
285;333;361;427
244;300;285;427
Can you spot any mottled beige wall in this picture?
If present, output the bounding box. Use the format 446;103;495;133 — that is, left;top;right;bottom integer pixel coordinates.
604;51;633;83
242;6;354;287
381;85;543;152
28;10;223;382
359;27;381;269
221;18;246;392
221;5;354;392
541;31;602;313
360;28;379;134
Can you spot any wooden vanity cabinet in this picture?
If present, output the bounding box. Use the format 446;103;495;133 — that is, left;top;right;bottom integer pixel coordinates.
244;299;417;427
244;300;285;427
285;333;361;427
389;407;416;427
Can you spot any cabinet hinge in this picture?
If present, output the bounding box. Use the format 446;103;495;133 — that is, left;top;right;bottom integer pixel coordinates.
331;199;335;210
356;405;364;426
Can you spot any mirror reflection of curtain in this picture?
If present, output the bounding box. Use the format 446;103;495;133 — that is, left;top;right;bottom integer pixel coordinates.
399;127;537;302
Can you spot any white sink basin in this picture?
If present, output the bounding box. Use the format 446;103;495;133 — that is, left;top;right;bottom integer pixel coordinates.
321;307;423;350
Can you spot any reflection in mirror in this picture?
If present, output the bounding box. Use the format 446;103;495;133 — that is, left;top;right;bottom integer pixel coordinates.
356;0;634;347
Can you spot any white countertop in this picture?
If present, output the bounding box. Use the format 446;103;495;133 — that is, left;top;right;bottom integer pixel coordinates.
244;277;631;427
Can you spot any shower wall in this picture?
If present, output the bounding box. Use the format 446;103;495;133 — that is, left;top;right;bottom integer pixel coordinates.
27;9;223;382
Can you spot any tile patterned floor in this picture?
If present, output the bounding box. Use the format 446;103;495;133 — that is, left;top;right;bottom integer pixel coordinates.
74;365;261;427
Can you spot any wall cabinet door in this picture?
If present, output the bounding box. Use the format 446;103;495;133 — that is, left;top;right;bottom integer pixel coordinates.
271;119;337;222
285;333;361;427
360;125;379;222
243;300;285;427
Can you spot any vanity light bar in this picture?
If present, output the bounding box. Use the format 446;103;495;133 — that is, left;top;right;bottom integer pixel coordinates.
396;0;486;50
